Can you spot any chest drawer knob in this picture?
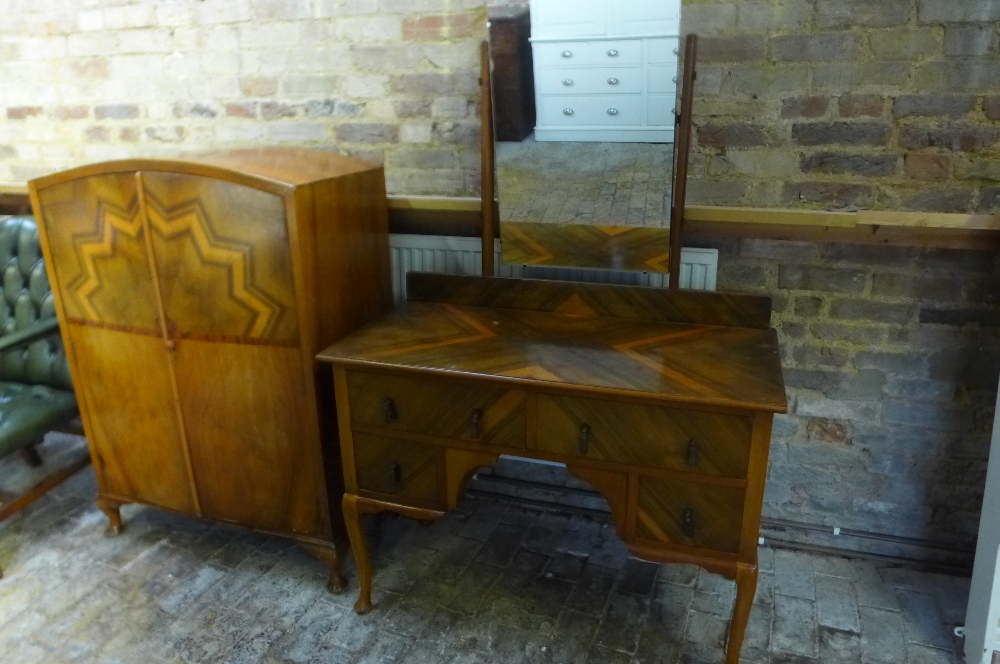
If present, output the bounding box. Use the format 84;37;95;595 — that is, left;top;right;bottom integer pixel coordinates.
561;50;573;58
563;108;575;116
562;78;574;86
389;462;402;487
686;440;700;468
682;508;696;537
382;397;398;425
607;48;619;57
578;423;591;455
470;408;484;439
607;77;619;85
607;108;619;116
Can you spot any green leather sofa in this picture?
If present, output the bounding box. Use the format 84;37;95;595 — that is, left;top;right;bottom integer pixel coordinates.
0;216;79;509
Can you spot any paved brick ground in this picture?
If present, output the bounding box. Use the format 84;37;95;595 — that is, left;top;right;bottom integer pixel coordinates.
0;435;971;663
496;137;673;227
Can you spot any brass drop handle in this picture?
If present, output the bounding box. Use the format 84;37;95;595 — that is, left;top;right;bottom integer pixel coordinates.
382;397;398;425
389;462;402;487
682;508;696;537
686;439;699;467
470;408;484;439
578;423;591;455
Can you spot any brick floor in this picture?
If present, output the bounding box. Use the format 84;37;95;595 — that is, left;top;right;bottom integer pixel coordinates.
496;137;673;228
0;435;971;663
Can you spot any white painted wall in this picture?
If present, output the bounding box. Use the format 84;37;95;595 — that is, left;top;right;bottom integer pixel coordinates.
966;375;1000;664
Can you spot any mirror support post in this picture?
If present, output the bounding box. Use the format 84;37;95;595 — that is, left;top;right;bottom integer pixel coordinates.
669;34;698;289
480;40;497;277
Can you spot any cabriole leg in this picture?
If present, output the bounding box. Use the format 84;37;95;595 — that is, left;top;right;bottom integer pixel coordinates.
342;493;373;614
726;562;758;664
301;543;347;593
96;496;124;537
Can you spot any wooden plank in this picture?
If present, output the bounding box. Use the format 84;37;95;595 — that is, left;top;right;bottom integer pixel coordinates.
859;209;1000;230
685;219;1000;250
0;182;29;195
686;205;858;228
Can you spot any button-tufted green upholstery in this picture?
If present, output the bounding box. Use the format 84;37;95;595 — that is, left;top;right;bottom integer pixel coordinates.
0;216;77;460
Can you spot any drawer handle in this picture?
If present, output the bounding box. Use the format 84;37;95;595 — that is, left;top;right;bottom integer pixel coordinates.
686;440;699;468
382;397;398;425
672;76;678;83
389;462;402;487
682;508;696;537
607;77;619;85
673;47;679;55
561;50;573;58
607;48;619;57
607;108;619;116
563;108;575;116
578;423;591;455
562;78;574;86
470;408;484;439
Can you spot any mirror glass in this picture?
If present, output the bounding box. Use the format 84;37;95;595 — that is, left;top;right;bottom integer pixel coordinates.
488;0;682;269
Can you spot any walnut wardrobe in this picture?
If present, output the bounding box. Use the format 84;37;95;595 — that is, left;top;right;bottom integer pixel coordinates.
28;147;392;589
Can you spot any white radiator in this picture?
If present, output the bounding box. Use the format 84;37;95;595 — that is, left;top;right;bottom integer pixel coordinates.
389;234;719;304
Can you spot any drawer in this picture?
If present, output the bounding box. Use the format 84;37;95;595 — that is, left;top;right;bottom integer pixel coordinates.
354;433;441;506
647;65;679;94
646;37;682;64
535;394;752;478
347;371;527;447
533;40;642;67
539;95;641;126
536;67;642;95
647;95;676;127
635;476;745;553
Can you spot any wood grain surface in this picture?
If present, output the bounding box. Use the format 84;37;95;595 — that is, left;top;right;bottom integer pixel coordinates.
405;273;773;329
319;301;786;413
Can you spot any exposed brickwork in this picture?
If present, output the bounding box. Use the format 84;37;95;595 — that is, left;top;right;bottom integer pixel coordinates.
683;0;1000;211
0;0;997;207
0;0;487;193
692;234;1000;550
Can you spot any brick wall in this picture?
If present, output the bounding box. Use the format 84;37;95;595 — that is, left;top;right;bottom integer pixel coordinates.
684;0;1000;212
2;1;999;211
696;234;1000;558
0;0;488;196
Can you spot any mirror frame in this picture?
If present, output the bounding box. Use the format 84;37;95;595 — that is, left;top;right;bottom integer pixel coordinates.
480;31;699;286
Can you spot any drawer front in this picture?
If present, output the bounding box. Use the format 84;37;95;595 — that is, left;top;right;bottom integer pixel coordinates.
537;67;642;95
645;37;682;64
535;394;752;478
347;371;527;447
354;433;441;505
635;477;745;553
533;40;643;67
647;65;679;94
539;95;641;126
647;95;675;127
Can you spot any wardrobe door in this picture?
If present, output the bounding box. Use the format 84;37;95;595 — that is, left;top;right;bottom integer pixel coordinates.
141;171;326;537
34;174;195;513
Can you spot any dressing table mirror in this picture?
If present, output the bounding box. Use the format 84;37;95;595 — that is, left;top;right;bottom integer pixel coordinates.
484;0;695;283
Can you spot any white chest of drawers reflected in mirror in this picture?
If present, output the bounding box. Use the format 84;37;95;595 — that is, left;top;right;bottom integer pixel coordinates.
530;0;682;143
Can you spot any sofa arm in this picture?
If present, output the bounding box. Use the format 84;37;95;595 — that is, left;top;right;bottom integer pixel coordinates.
0;318;60;354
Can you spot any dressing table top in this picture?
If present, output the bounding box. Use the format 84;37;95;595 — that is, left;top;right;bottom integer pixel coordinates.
318;274;787;414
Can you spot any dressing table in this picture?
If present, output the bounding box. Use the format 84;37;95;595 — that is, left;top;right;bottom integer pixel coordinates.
321;17;788;663
319;273;787;664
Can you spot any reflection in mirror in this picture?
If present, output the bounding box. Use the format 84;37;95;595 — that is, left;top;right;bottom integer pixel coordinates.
488;0;683;270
